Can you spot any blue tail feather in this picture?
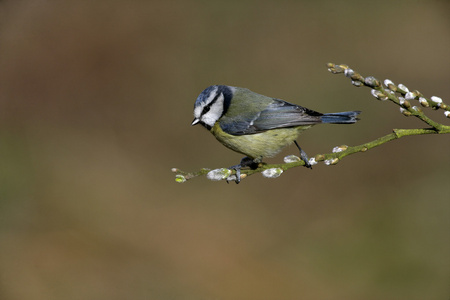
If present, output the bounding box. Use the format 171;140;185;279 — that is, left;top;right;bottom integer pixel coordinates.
321;111;361;124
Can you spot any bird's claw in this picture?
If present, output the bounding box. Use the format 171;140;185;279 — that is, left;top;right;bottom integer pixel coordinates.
227;157;259;184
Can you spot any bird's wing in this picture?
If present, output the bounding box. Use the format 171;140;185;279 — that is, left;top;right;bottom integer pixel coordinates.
220;99;323;135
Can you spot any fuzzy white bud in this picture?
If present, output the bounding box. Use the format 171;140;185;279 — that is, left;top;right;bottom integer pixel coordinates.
175;175;186;183
370;89;388;101
262;168;283;178
324;158;339;165
332;147;341;153
405;92;415;100
400;107;412;116
430;96;443;104
351;80;362;87
284;155;301;163
207;168;232;181
308;157;318;166
419;97;429;107
371;89;379;98
444;111;450;118
332;145;348;153
397;84;409;93
384;79;394;86
364;76;380;88
344;68;354;78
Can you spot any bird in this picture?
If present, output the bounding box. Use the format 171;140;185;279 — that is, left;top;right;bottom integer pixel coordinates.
192;85;360;183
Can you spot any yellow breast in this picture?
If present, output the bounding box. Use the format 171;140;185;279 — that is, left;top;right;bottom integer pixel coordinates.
211;123;312;160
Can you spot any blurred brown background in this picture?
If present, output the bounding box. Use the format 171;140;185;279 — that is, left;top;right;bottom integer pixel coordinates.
0;1;449;299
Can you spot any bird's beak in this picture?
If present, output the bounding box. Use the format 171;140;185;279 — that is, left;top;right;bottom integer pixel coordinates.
191;118;200;126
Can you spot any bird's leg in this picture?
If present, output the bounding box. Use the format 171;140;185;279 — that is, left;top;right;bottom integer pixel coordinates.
228;156;259;184
294;140;312;169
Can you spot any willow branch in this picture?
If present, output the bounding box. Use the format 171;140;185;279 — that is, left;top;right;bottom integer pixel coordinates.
173;63;450;183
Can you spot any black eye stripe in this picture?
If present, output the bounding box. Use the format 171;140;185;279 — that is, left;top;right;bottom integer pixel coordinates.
201;92;222;116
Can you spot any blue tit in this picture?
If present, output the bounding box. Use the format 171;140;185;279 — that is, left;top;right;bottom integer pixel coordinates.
192;85;360;182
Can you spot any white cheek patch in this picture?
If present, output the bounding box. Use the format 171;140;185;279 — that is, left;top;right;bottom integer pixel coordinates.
201;93;224;127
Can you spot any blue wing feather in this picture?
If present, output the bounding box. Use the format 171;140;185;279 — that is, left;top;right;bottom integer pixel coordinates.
220;99;324;135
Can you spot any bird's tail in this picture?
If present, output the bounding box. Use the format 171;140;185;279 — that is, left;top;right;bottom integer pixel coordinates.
320;111;361;124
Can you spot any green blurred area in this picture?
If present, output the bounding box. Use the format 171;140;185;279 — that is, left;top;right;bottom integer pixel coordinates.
0;1;449;299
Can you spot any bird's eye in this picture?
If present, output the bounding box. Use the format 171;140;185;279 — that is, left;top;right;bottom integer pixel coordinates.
202;105;211;115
